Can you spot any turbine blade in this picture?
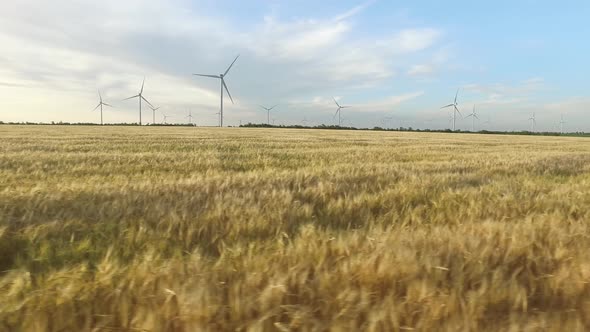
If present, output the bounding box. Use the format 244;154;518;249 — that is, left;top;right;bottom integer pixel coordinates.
224;55;240;76
93;103;101;111
333;97;341;108
140;77;145;94
222;79;234;104
474;114;479;119
193;74;221;79
441;104;454;109
103;103;113;107
455;106;463;118
259;105;268;110
466;114;473;118
454;88;459;104
98;89;102;102
334;109;339;118
270;105;278;110
141;96;154;108
123;95;139;101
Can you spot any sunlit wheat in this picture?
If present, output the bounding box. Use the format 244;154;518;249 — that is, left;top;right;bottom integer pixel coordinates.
1;125;590;331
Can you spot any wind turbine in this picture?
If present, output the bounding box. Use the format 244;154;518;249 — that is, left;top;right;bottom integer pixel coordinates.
481;115;492;132
148;105;161;125
162;113;172;124
559;114;566;134
93;90;112;125
441;89;462;131
529;112;536;132
123;78;153;125
193;55;240;127
186;110;194;125
213;111;221;126
383;116;394;129
259;105;278;125
333;97;351;126
465;105;479;132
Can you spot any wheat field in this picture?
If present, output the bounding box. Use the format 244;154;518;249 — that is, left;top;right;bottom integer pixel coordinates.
1;125;590;331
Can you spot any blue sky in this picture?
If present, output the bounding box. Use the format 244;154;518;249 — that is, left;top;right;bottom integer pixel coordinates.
0;0;588;131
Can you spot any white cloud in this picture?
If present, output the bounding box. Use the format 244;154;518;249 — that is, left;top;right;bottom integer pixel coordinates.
355;92;425;113
542;97;590;118
408;65;434;76
0;0;457;128
379;28;442;54
463;77;546;98
332;0;375;22
255;21;351;60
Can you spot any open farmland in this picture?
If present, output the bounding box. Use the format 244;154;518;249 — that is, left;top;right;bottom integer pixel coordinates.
1;125;590;331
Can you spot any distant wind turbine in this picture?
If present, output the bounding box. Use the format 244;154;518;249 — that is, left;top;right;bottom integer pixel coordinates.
465;105;479;132
529;112;536;132
333;97;351;126
162;113;172;124
383;116;394;129
186;110;194;125
93;90;112;125
123;78;153;125
148;105;161;125
193;55;240;127
446;112;454;129
259;105;278;125
213;111;222;126
559;114;566;134
441;89;463;131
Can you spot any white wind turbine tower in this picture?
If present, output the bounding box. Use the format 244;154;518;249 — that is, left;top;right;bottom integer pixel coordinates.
441;89;463;131
93;90;112;125
259;105;278;125
123;78;153;125
148;105;161;125
333;97;351;126
444;111;454;129
193;55;240;127
559;114;566;134
465;105;479;132
186;110;194;125
529;112;536;132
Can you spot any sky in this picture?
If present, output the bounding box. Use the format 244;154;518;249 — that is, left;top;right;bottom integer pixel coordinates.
0;0;589;131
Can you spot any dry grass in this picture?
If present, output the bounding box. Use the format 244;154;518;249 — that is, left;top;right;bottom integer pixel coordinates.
1;125;590;331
